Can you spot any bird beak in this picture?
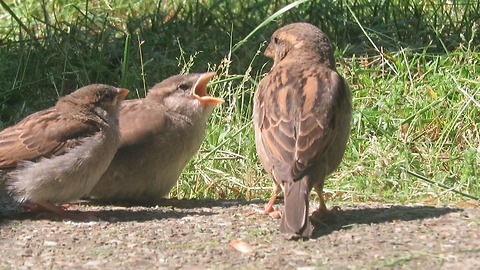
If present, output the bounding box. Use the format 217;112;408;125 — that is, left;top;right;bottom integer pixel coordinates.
112;88;129;106
116;88;130;101
264;43;274;58
193;72;224;105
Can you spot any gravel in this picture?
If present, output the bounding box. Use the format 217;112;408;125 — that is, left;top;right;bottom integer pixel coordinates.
1;199;479;269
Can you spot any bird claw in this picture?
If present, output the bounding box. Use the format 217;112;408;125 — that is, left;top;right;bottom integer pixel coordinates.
311;205;340;222
262;204;276;214
22;203;71;212
252;204;282;219
268;209;282;219
21;202;100;221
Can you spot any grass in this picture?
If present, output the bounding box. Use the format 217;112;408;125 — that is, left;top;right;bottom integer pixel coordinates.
0;0;479;205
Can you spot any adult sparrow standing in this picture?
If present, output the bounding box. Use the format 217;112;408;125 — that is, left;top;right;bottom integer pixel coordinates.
0;84;129;218
89;72;224;203
253;22;352;237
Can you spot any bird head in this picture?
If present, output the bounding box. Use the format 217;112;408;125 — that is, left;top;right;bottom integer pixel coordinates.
147;72;224;118
58;84;129;118
265;22;336;69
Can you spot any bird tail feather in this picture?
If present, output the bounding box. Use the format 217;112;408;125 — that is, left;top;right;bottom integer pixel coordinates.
280;177;312;237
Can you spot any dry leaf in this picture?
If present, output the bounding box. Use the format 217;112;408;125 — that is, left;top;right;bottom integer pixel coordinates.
229;239;254;253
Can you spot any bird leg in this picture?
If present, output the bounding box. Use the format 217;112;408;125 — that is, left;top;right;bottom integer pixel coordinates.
311;185;340;222
263;185;278;213
255;182;282;219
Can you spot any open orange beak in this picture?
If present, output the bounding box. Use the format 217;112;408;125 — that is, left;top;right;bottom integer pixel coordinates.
193;72;224;105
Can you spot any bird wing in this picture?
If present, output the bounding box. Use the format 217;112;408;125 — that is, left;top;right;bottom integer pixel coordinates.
0;108;100;169
256;65;347;182
118;99;168;147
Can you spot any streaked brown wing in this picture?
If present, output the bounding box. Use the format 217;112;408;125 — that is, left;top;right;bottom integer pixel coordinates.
257;65;345;181
0;108;100;169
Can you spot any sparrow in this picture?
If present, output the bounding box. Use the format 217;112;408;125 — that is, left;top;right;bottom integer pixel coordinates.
253;22;352;237
88;72;224;203
0;84;129;218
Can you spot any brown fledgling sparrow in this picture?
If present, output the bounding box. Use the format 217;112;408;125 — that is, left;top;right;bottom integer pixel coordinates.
88;72;224;203
253;22;352;237
0;84;129;218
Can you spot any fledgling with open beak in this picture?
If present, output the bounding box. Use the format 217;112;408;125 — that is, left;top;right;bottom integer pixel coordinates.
253;22;352;238
0;84;129;218
89;72;224;203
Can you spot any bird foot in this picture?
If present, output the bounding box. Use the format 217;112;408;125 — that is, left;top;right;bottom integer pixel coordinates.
252;204;282;219
22;201;101;221
262;204;276;214
22;203;71;212
268;209;282;219
311;205;340;222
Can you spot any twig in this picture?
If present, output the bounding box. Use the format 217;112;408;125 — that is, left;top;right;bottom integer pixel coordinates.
404;168;479;201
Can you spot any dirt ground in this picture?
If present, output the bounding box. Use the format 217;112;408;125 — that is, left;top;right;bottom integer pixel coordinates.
1;198;479;269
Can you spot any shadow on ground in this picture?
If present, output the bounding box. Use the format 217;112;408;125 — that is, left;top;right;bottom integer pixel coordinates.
311;204;463;238
1;198;463;232
0;198;255;224
83;197;256;209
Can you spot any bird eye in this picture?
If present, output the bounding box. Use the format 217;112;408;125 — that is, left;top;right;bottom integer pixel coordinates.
98;91;112;102
104;92;116;101
95;90;116;107
178;83;190;91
